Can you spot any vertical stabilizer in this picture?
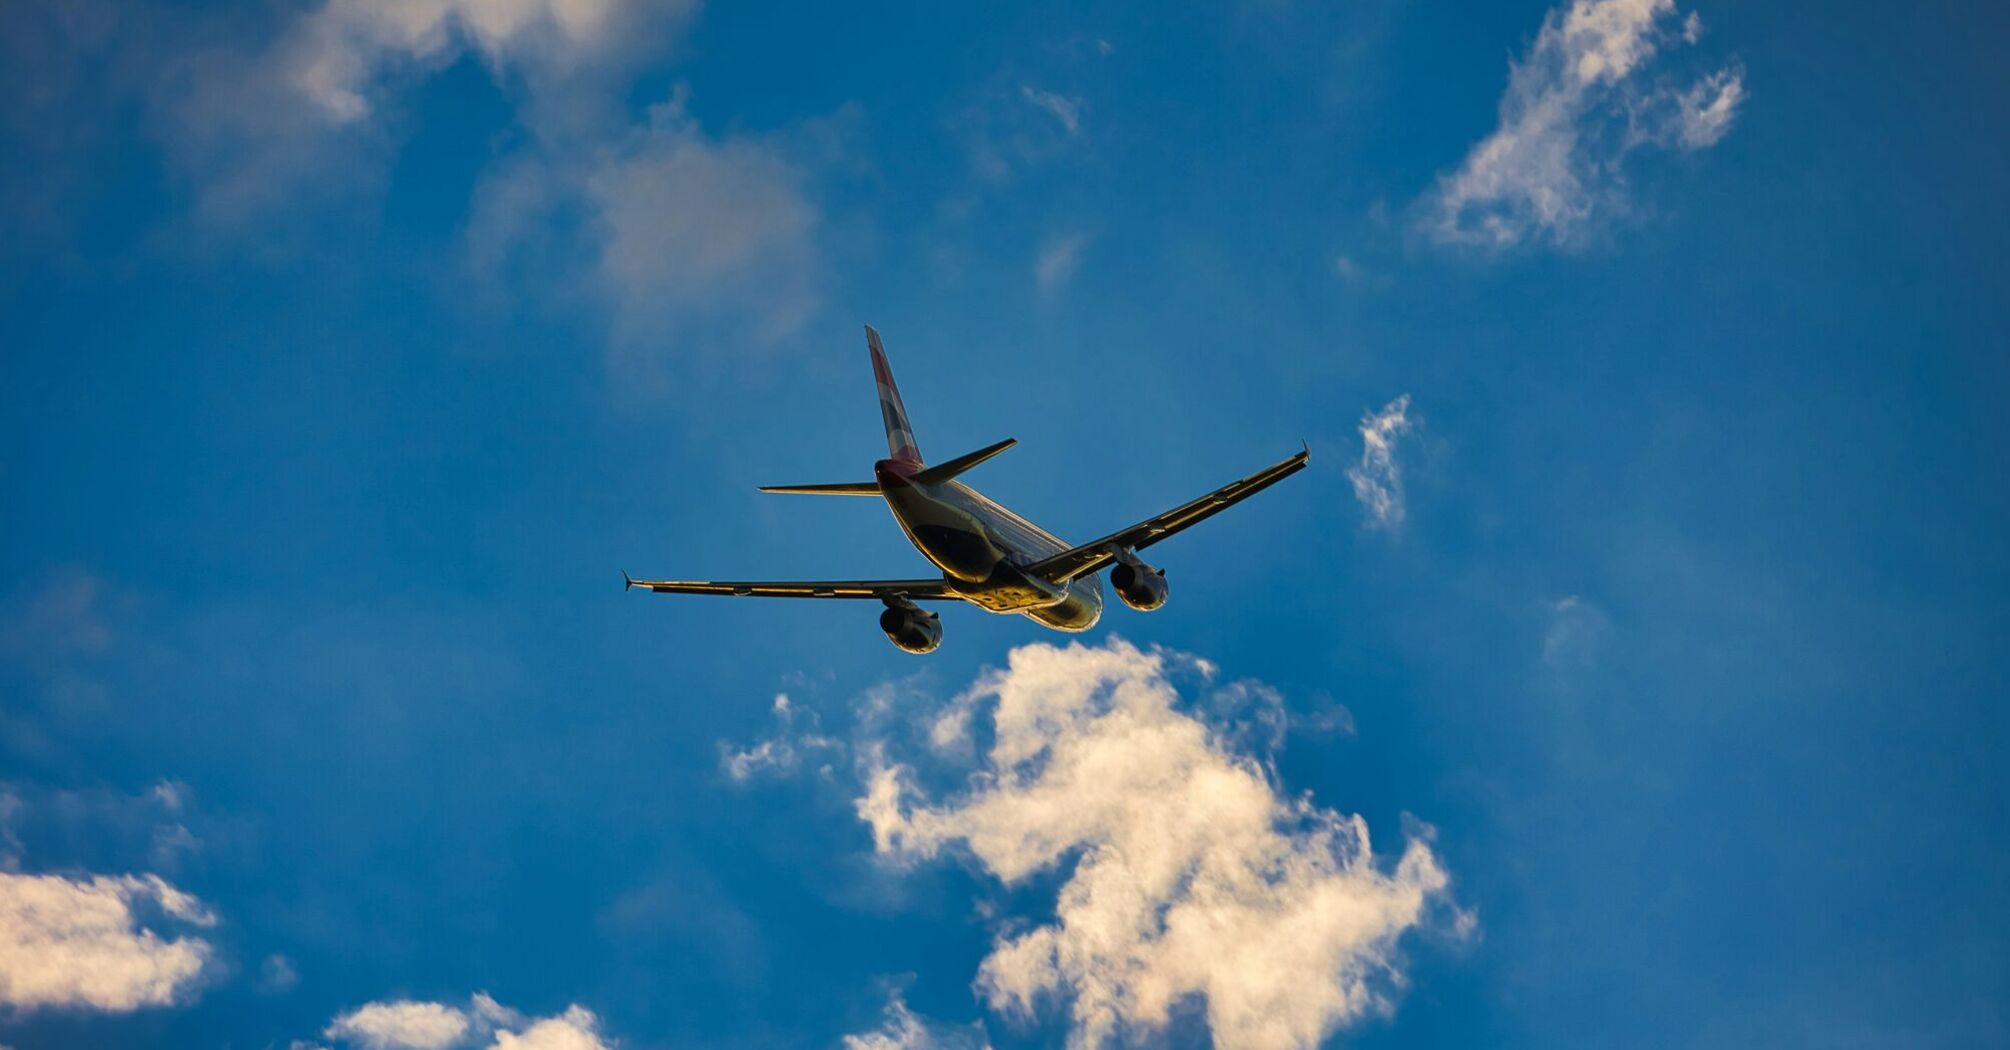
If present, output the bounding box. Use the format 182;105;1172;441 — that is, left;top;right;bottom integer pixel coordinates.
865;325;923;466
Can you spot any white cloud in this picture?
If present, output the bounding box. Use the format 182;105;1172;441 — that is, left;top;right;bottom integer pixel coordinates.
720;693;843;781
0;871;216;1011
488;1006;609;1050
328;1000;471;1050
1424;0;1744;248
1346;395;1414;530
324;994;609;1050
858;640;1457;1050
1034;232;1090;291
283;0;648;123
842;991;990;1050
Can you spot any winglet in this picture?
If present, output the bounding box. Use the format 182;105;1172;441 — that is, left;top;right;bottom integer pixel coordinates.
623;571;634;591
1301;438;1311;460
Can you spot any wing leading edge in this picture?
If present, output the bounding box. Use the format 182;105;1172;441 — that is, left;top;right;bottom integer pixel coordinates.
1025;445;1311;583
623;573;955;600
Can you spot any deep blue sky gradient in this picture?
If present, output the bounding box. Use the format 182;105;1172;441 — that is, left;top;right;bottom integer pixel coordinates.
3;1;2007;1047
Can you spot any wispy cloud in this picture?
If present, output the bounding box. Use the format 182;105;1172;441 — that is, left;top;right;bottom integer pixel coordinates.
323;993;611;1050
1347;395;1414;530
953;79;1090;183
138;0;832;366
1034;231;1090;291
573;92;831;359
858;639;1457;1050
0;871;216;1011
1541;595;1612;675
841;991;990;1050
1422;0;1744;249
719;693;842;781
1019;85;1083;137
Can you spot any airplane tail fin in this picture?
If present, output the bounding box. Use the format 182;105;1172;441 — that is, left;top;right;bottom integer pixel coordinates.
865;325;923;466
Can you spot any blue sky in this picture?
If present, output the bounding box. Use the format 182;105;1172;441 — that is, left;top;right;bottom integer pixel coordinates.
2;0;2007;1047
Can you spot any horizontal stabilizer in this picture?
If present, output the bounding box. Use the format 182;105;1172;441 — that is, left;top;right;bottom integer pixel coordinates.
758;481;882;496
914;438;1017;486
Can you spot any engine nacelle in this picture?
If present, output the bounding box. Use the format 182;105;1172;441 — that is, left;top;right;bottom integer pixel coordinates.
878;599;943;654
1110;557;1169;612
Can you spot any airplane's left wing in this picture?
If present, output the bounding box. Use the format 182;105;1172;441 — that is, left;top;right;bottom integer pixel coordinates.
1024;445;1310;583
624;574;956;600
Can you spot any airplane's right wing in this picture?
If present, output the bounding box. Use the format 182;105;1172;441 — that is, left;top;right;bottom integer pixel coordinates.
1024;445;1310;583
624;574;956;600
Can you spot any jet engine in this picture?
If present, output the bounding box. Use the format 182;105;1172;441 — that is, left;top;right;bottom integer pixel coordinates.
1109;552;1169;611
878;597;943;654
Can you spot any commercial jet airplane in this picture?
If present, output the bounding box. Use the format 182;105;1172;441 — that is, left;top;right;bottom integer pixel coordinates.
625;326;1309;653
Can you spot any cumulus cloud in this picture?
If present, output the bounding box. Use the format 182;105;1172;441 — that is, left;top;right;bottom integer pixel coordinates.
1346;395;1414;530
324;993;609;1050
1424;0;1744;248
720;693;843;781
328;1000;472;1050
841;991;991;1050
0;871;216;1011
858;640;1456;1050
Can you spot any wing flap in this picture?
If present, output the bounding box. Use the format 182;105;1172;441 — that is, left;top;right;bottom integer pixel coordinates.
1025;446;1310;583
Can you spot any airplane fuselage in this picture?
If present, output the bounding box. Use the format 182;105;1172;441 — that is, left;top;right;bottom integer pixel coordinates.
874;458;1103;630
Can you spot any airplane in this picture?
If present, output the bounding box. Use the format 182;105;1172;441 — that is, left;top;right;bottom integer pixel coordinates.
624;325;1309;653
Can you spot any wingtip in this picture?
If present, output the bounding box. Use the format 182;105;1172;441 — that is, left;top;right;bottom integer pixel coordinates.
623;571;633;591
1300;438;1311;460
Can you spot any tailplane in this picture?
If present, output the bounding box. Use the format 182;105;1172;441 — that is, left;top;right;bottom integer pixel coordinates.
865;325;923;466
758;480;881;496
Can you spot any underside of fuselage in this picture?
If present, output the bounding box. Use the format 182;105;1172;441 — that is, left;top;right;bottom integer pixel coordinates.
874;458;1103;631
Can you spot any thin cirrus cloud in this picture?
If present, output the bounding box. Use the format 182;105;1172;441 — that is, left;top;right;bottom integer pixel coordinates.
320;992;611;1050
0;871;216;1012
1347;395;1414;530
858;639;1458;1050
1422;0;1745;249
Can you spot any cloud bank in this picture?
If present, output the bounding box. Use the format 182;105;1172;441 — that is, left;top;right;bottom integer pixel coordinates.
0;871;216;1011
858;640;1454;1050
1347;395;1414;530
1424;0;1744;248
